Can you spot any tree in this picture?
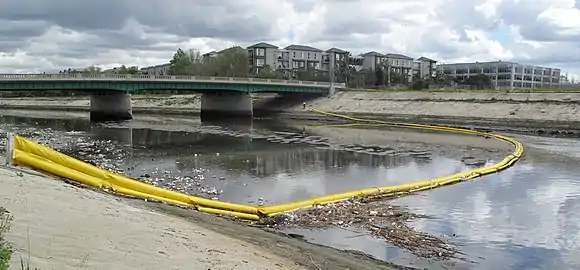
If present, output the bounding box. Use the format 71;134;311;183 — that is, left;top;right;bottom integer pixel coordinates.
117;65;139;74
389;69;407;85
168;47;248;77
83;66;102;74
205;46;249;77
432;72;452;87
255;65;285;79
463;74;492;90
411;73;429;90
168;48;195;75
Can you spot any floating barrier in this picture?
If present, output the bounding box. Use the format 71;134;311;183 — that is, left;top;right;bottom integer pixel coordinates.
5;109;523;220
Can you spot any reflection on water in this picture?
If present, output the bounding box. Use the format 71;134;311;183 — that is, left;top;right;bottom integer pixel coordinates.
1;112;580;269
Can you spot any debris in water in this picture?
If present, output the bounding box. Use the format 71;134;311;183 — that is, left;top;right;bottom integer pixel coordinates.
255;198;462;261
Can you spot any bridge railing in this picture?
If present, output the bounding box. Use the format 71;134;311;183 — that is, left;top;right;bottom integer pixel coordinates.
0;74;346;88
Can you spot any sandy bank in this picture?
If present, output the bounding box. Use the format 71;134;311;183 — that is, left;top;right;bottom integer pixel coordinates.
2;91;579;133
0;167;304;270
0;166;402;270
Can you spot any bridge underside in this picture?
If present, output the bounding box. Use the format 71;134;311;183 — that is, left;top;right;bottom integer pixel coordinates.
88;90;256;122
90;91;132;122
200;92;253;122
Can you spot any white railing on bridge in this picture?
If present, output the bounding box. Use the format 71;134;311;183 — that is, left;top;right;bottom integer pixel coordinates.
0;74;346;88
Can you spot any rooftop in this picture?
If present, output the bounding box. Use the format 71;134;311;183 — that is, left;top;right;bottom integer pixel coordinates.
385;53;414;60
326;47;348;54
284;44;323;52
247;42;278;49
417;56;437;62
361;51;385;57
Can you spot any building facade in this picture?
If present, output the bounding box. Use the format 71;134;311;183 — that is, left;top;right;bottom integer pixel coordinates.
437;61;561;90
246;42;350;78
355;52;437;81
139;63;171;75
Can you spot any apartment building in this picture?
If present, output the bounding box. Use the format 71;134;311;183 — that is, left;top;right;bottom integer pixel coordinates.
414;57;437;79
246;42;350;77
247;42;279;72
356;52;437;80
360;51;385;71
437;61;561;90
139;63;171;75
385;53;414;77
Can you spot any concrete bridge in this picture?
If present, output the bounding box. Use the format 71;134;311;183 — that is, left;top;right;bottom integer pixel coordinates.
0;74;345;121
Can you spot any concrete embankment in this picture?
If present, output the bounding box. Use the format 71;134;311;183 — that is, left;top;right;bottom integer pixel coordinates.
1;91;579;134
283;92;580;135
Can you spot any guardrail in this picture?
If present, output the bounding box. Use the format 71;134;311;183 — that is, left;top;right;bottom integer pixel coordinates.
0;74;346;88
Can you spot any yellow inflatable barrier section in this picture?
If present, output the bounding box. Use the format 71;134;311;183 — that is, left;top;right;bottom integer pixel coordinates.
7;109;523;220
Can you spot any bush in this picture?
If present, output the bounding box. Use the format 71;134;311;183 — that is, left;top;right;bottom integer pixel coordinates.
0;207;13;270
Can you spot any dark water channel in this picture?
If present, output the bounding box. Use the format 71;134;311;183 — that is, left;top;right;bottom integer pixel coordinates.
0;110;579;270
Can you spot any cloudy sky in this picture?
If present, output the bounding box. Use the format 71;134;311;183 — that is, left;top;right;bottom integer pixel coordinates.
1;0;579;78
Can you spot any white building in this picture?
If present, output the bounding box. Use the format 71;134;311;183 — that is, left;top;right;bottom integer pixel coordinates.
437;61;561;90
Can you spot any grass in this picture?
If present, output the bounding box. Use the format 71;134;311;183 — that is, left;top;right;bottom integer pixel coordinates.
0;207;13;270
0;207;39;270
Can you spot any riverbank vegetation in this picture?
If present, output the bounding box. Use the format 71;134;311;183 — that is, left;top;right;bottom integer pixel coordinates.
0;207;12;270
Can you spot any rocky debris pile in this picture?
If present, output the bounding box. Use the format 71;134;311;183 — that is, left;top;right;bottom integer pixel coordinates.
61;138;128;175
0;124;225;200
257;198;462;261
460;156;487;166
135;167;222;199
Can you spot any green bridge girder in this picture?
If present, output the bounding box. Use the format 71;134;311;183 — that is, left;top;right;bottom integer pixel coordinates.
0;79;330;94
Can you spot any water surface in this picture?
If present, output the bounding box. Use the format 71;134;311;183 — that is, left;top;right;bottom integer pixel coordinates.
1;111;579;270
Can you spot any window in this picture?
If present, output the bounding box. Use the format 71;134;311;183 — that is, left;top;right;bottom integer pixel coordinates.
314;53;317;59
292;61;298;68
315;63;320;70
256;48;265;56
307;53;311;59
256;59;265;66
293;52;296;58
301;52;304;59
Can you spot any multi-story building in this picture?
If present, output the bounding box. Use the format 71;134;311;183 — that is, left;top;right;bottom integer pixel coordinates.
247;42;280;72
360;51;385;71
385;53;414;80
355;52;436;81
246;42;350;78
140;63;171;75
413;57;437;79
324;47;349;72
437;61;561;90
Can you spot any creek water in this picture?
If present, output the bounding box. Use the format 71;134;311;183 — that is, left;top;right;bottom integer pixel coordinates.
0;110;578;270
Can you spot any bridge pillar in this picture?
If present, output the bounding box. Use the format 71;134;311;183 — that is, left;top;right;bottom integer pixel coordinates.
200;92;253;121
89;91;132;122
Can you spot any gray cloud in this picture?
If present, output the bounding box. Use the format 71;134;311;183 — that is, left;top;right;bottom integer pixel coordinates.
0;0;578;77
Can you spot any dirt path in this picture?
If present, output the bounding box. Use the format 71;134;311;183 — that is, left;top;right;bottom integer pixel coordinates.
0;167;306;270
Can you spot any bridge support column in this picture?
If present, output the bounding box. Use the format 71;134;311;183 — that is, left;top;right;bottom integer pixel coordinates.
90;91;132;122
200;92;253;121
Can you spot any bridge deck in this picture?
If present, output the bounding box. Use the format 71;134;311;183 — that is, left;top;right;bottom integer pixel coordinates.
0;74;345;89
